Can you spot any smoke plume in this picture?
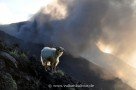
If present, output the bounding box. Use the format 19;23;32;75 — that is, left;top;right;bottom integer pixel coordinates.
1;0;136;89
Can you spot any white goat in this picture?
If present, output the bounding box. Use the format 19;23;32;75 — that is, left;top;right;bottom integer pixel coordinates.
41;47;64;71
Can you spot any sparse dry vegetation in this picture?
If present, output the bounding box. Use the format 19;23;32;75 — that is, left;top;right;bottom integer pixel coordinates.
0;41;79;90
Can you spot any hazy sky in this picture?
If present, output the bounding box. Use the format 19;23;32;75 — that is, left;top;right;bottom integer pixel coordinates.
0;0;53;24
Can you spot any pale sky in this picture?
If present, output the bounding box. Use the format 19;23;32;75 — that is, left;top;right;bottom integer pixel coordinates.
0;0;53;24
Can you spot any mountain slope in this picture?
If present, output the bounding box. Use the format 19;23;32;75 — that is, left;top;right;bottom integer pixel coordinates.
0;29;134;90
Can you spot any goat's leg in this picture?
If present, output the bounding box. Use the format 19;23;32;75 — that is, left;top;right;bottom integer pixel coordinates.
54;61;59;71
50;62;53;72
53;63;57;72
51;65;55;72
44;62;48;71
50;62;55;72
54;66;56;71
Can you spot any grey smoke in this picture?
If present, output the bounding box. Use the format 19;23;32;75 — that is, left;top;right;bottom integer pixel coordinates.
1;0;135;55
1;0;136;89
17;0;109;55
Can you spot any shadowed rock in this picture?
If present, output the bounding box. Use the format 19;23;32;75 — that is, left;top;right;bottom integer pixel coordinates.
0;72;17;90
0;51;18;68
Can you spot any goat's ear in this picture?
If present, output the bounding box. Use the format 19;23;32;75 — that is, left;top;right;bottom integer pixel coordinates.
55;47;61;51
57;47;65;52
61;47;65;52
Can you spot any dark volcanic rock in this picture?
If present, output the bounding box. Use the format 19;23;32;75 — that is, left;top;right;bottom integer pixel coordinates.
0;40;81;90
0;30;135;90
59;54;134;90
0;51;18;68
0;59;5;70
0;72;17;90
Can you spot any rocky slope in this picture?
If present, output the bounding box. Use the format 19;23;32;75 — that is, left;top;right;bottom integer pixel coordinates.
0;30;135;90
0;39;83;90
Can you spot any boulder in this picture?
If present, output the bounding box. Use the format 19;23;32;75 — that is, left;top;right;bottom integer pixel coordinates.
0;51;18;68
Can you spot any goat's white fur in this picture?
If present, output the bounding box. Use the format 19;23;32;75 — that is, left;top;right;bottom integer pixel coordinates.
41;47;63;71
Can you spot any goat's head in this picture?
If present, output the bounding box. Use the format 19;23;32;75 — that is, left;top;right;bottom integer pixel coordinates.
56;47;64;57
